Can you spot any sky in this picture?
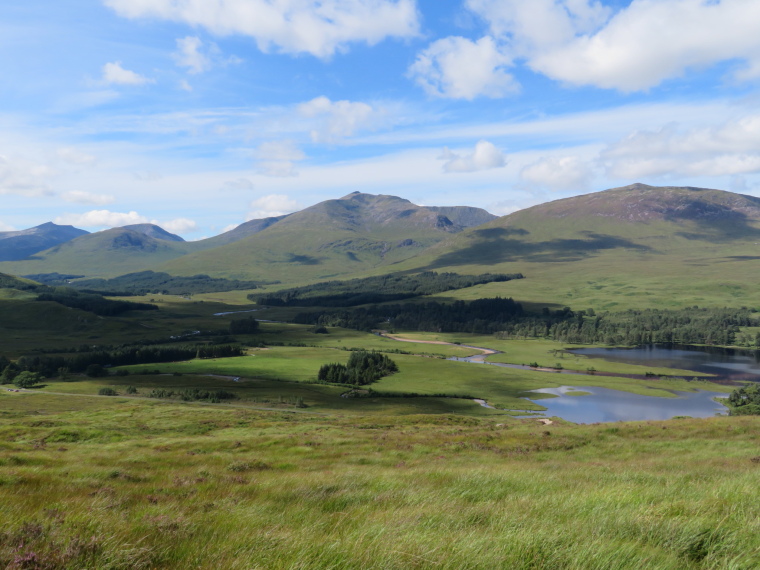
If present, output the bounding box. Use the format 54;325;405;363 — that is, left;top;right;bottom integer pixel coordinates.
2;0;760;239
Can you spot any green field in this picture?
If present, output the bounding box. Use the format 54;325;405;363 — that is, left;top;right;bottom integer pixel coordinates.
1;393;759;569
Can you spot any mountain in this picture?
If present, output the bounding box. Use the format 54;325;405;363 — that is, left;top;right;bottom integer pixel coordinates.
0;222;89;261
0;194;495;281
395;184;760;309
160;192;497;283
196;214;290;249
0;227;196;278
122;224;185;242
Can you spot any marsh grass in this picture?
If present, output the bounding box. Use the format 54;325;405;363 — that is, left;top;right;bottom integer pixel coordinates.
1;393;759;569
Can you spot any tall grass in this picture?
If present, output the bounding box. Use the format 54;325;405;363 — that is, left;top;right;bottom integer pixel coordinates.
1;394;758;568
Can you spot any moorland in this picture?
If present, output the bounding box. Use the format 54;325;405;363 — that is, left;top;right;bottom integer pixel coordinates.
1;184;760;568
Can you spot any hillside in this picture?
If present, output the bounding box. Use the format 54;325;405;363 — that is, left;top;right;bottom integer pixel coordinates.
394;184;760;309
121;223;185;242
0;227;197;278
0;222;88;261
160;192;496;283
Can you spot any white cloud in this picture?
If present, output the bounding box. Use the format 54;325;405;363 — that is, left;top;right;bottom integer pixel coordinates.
248;194;299;219
0;221;16;232
520;156;594;191
159;217;198;234
56;147;97;165
409;36;516;99
62;191;116;205
173;36;212;74
101;61;153;86
467;0;760;92
601;116;760;179
253;140;306;177
179;79;193;91
440;140;506;173
105;0;420;59
298;96;379;143
0;155;55;197
55;210;149;228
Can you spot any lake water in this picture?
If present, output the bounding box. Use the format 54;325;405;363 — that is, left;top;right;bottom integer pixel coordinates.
570;345;760;382
524;385;728;423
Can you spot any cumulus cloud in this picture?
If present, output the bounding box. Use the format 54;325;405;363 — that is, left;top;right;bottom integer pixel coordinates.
600;116;760;179
101;61;153;85
172;36;240;74
173;36;212;74
440;140;506;173
55;210;149;228
161;218;198;234
298;96;379;143
409;36;516;99
466;0;760;92
0;155;55;197
62;191;116;206
253;140;306;177
248;194;299;220
520;156;594;191
53;210;199;234
56;147;97;165
104;0;420;59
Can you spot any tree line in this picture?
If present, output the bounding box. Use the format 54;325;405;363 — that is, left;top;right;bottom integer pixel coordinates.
294;299;758;347
296;297;525;333
27;270;267;296
250;271;523;307
1;344;244;379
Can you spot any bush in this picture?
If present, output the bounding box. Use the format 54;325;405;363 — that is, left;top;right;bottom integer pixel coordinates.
13;371;43;388
125;386;138;394
98;387;118;396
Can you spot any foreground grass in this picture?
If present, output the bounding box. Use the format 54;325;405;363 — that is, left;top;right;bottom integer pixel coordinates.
0;392;758;569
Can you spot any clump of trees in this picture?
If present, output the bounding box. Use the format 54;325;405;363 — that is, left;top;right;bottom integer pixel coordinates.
229;317;259;335
727;384;760;415
37;290;157;316
250;271;523;307
298;297;524;333
318;351;398;385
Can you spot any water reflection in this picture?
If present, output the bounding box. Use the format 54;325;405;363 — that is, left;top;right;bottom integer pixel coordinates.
525;386;728;423
570;345;760;382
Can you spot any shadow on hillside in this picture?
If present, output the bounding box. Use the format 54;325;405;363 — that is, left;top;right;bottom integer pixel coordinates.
669;207;760;243
423;230;652;270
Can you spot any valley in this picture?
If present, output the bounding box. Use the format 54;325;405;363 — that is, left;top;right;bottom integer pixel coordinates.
2;184;760;568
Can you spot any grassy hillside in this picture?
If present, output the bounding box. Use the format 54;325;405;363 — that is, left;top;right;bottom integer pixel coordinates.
393;184;760;310
1;393;758;569
161;193;496;284
0;228;198;278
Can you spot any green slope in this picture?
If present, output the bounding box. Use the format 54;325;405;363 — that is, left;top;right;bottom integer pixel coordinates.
160;192;496;284
0;228;197;278
391;184;760;309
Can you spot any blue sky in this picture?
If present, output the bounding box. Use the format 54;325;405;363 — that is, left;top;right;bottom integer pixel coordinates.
2;0;760;238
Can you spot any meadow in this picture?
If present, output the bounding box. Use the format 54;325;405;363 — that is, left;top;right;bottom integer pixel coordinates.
1;391;759;569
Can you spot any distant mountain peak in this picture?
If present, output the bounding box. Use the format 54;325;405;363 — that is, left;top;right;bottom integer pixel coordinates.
0;222;89;261
121;224;185;242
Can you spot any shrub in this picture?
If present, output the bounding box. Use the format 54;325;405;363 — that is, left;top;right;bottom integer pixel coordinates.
14;371;44;388
98;387;118;396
